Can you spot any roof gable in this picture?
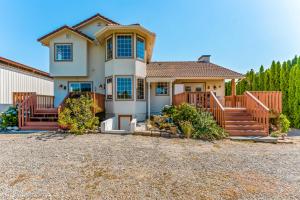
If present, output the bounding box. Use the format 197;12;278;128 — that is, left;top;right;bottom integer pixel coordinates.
38;25;94;46
72;13;119;29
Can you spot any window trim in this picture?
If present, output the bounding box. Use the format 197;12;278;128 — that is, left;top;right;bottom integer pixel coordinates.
136;77;146;101
136;35;145;62
115;34;134;59
155;82;169;96
68;81;93;92
105;76;113;101
105;36;113;61
54;43;73;62
115;75;134;101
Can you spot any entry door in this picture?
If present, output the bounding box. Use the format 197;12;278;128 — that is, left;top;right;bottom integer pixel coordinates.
118;115;132;130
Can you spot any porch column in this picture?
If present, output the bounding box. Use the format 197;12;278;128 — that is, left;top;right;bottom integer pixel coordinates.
231;79;236;107
148;81;151;119
169;81;173;105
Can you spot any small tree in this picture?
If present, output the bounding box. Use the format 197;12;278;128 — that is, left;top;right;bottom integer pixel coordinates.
58;95;99;134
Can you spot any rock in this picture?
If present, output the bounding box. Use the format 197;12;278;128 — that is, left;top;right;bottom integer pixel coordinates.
12;126;19;131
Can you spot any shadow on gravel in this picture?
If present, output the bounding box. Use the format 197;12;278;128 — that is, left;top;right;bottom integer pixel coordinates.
27;132;71;141
288;128;300;137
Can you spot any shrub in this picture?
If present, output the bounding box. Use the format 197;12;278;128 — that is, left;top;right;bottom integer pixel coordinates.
172;103;227;140
0;106;18;129
161;105;177;117
179;121;193;138
58;95;99;134
278;114;290;133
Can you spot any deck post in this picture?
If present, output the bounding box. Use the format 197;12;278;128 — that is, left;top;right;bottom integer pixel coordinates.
231;79;236;107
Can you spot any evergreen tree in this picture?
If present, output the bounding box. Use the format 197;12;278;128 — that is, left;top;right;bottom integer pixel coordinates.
248;69;255;90
292;55;298;66
258;65;265;91
275;61;281;90
270;61;276;91
264;70;270;91
252;73;259;91
280;62;289;115
288;65;297;126
294;66;300;128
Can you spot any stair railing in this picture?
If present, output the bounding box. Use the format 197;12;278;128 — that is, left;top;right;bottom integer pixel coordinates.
17;93;36;128
245;91;270;134
210;91;226;128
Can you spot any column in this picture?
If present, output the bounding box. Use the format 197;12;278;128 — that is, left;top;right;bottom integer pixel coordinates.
169;81;173;105
148;81;151;119
231;79;236;107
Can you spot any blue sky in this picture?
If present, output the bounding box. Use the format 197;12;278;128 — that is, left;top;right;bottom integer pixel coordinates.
0;0;300;73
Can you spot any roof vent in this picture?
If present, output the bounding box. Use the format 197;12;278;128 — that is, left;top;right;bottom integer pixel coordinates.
198;55;211;63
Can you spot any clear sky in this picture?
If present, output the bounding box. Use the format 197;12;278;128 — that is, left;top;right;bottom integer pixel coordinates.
0;0;300;73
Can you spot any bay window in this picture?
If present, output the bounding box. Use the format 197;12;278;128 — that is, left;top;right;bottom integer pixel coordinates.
116;76;133;100
136;36;145;60
136;78;145;100
106;77;113;100
106;37;113;60
116;35;132;58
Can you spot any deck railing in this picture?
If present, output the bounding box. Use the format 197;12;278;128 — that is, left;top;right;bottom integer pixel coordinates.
224;95;246;108
173;92;210;108
210;91;225;128
250;91;282;114
17;93;35;128
245;91;270;134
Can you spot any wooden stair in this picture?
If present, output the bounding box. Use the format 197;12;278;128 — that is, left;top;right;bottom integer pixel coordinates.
21;108;59;131
224;109;266;136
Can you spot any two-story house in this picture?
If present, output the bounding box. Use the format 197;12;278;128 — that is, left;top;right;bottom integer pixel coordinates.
37;13;249;131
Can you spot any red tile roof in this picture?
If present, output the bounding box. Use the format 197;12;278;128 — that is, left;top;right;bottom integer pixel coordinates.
37;25;94;43
72;13;120;29
147;61;244;79
0;57;52;78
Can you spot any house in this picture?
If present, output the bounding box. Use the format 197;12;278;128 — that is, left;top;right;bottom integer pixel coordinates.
15;13;281;135
0;57;54;112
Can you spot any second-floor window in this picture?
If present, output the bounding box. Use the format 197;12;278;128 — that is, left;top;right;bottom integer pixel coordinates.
136;37;145;60
55;43;72;61
116;35;132;58
106;37;113;60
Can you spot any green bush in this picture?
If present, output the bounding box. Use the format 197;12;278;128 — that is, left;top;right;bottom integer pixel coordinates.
161;105;177;117
278;114;290;133
58;95;99;134
171;103;227;140
0;106;18;129
179;121;193;138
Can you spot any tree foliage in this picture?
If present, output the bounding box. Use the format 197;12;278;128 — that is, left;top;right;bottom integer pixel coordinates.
225;55;300;128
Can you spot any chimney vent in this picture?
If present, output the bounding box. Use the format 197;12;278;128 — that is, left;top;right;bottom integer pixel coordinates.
198;55;211;63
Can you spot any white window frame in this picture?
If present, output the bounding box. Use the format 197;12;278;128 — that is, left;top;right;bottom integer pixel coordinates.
54;43;73;62
155;82;169;96
136;78;145;100
106;36;113;61
136;36;145;61
116;34;133;58
68;82;92;92
115;76;134;100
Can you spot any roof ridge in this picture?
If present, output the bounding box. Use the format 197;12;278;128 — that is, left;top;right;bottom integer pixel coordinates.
72;13;120;29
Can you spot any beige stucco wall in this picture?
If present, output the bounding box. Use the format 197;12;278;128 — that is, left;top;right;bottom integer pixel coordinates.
77;19;105;39
49;32;88;77
175;79;225;97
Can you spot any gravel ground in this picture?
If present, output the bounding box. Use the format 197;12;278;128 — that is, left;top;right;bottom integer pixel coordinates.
0;133;300;200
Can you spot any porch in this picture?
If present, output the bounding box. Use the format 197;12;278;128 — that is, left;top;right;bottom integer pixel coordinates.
13;92;105;130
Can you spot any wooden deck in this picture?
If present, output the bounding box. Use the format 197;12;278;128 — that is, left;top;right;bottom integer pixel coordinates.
13;92;105;130
173;91;282;136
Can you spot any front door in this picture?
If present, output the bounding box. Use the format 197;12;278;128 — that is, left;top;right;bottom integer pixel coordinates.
118;115;132;130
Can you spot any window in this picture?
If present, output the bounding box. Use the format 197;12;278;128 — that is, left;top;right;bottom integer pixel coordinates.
55;44;72;61
106;77;113;100
116;35;132;58
106;37;113;60
185;86;191;92
156;82;169;95
136;78;145;100
69;82;92;92
116;76;133;100
195;87;202;92
136;37;145;60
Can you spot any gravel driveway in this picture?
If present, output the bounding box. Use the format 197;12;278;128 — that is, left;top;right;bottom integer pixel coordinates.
0;133;299;200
